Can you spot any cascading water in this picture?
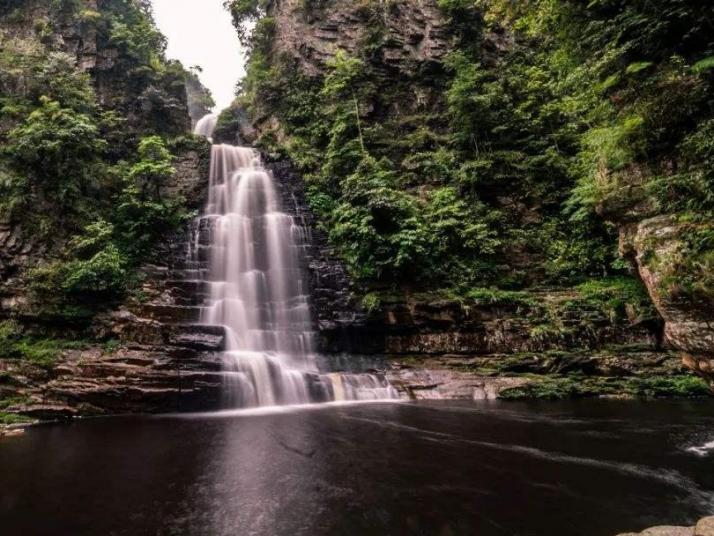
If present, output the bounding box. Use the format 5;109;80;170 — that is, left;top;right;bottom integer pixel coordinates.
194;113;217;141
193;115;397;408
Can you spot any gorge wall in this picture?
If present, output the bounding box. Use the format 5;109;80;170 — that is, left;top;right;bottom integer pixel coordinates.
0;0;227;421
222;0;714;397
2;0;714;424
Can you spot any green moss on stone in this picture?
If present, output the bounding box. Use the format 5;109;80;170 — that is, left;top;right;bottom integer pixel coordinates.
499;374;711;400
0;412;32;425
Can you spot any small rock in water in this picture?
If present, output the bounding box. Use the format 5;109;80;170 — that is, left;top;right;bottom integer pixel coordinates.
695;517;714;536
640;528;694;536
615;517;714;536
0;427;25;439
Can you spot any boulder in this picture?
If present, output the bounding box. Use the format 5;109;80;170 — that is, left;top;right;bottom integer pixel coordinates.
695;517;714;536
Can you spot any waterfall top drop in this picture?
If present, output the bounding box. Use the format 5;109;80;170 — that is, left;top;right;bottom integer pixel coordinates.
194;113;218;140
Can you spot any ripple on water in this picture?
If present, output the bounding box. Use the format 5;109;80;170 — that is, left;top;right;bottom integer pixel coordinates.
687;439;714;457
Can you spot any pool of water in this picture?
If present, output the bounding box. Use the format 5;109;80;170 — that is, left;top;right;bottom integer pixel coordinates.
1;400;713;535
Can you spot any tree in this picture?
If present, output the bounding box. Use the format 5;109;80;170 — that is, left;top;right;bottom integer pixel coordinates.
5;97;106;205
127;135;175;198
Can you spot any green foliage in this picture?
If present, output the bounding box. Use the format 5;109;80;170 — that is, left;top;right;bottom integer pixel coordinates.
103;338;121;353
462;288;535;307
649;120;714;214
647;222;714;304
0;320;86;368
692;56;714;73
627;376;712;398
0;0;205;324
114;135;191;259
574;277;657;323
28;135;189;306
231;0;713;302
330;156;426;280
499;374;711;400
0;396;29;411
4;97;106;207
30;238;129;300
227;0;271;46
0;412;33;425
213;102;247;143
0;320;20;358
126;135;175;194
361;292;381;315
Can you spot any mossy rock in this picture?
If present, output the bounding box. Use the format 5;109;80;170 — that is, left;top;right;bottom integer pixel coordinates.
499;374;712;400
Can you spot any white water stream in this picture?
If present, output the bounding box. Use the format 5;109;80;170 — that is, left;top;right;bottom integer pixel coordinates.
193;115;397;407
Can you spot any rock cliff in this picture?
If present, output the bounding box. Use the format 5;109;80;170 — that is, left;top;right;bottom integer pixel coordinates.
227;0;713;399
0;0;220;420
603;173;714;389
270;0;450;74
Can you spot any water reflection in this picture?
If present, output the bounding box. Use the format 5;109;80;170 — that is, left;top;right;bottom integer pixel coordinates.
1;400;713;536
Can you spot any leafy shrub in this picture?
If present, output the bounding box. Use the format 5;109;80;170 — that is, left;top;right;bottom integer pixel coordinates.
575;277;657;323
0;412;33;425
0;320;85;368
361;293;381;315
5;97;106;206
27;135;189;306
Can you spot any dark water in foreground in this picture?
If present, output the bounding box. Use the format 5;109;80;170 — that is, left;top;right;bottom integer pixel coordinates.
1;400;714;536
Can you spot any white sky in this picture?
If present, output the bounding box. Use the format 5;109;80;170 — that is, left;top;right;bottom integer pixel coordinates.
152;0;246;112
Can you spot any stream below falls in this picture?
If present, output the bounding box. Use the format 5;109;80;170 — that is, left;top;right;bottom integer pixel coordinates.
1;399;714;536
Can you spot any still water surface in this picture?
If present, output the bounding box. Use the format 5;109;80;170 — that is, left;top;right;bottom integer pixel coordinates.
1;400;713;535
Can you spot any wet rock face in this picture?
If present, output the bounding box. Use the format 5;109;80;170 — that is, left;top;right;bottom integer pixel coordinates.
620;215;714;386
5;345;224;418
1;225;227;417
270;0;451;75
318;293;660;356
0;223;46;313
266;158;364;334
387;363;531;400
161;139;212;209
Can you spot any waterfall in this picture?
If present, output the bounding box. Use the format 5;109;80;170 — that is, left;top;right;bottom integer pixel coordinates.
194;113;218;141
193;115;397;408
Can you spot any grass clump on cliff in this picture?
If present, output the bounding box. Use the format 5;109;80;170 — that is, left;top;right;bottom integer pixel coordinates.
646;222;714;306
0;412;32;425
573;277;658;323
462;288;536;307
0;320;86;368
